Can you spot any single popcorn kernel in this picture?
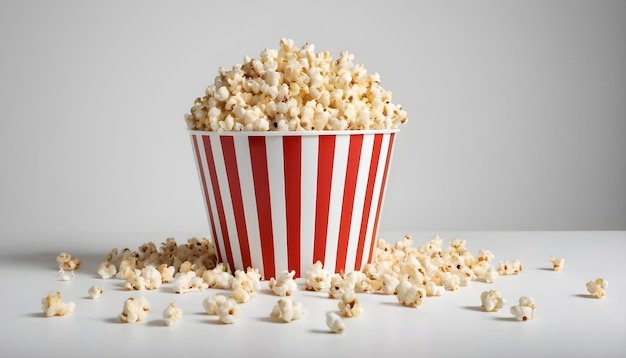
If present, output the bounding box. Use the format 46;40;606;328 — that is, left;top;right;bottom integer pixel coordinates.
270;297;307;323
480;290;506;312
338;290;363;318
88;285;103;299
163;303;183;326
586;278;608;299
41;291;75;317
326;312;345;333
550;256;565;271
56;252;82;272
510;296;536;321
185;38;408;131
268;270;298;296
118;297;150;323
217;297;240;324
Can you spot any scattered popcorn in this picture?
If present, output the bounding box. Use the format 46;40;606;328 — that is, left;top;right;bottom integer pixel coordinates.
269;270;297;296
172;271;209;294
96;261;117;279
586;278;608;299
231;267;262;303
325;312;345;333
338;290;363;318
381;273;400;295
203;294;229;315
217;297;240;324
510;296;535;321
184;38;408;132
424;281;445;297
270;298;307;322
163;303;183;326
88;285;103;299
550;256;565;272
118;296;150;323
497;259;523;275
41;291;75;317
480;290;506;312
304;260;331;291
440;272;460;291
56;252;82;272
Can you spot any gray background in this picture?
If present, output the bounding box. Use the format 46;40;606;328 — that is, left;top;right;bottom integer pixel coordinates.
1;0;624;234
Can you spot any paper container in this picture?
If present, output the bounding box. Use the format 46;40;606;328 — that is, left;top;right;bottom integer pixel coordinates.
190;129;397;279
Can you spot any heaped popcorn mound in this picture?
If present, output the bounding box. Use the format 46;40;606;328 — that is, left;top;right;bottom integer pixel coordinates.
185;38;408;131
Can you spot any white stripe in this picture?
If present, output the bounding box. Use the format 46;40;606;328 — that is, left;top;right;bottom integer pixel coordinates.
233;136;262;273
300;136;319;274
345;134;374;272
363;133;391;264
211;137;244;272
265;136;287;276
325;135;349;273
196;135;228;265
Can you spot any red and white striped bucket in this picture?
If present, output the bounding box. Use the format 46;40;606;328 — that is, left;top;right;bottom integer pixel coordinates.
190;129;397;279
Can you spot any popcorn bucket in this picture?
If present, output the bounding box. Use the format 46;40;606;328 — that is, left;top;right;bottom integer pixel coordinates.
190;129;398;279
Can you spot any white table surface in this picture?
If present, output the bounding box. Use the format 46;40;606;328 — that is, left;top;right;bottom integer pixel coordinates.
1;231;624;357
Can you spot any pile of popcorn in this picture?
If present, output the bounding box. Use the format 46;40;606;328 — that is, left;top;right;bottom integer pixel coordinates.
42;235;608;329
184;38;408;132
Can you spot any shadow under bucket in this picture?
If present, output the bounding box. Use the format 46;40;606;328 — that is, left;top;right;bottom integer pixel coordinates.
190;129;397;279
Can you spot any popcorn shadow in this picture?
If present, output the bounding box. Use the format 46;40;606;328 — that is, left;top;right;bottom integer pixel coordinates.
493;317;519;322
23;312;46;318
462;305;486;312
104;317;121;324
257;316;282;324
308;329;336;334
537;268;556;271
146;319;168;327
573;294;596;299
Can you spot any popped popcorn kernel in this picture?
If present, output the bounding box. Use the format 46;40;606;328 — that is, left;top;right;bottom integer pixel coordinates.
96;261;117;279
510;296;535;321
326;312;345;333
268;270;297;296
118;296;150;323
270;297;307;322
56;252;82;272
586;278;608;299
203;294;228;315
550;256;565;272
497;259;523;275
172;271;208;294
480;290;506;312
396;276;426;308
41;291;75;317
218;297;240;324
88;285;103;299
163;303;183;326
304;260;331;292
338;290;363;318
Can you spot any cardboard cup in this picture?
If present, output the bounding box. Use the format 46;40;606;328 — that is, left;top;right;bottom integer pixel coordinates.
190;129;397;279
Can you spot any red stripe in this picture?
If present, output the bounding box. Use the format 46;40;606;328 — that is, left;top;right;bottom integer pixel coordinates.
313;135;336;265
367;133;395;263
202;135;234;269
248;136;275;279
354;134;383;270
220;136;252;271
192;135;221;261
335;134;364;273
283;136;302;275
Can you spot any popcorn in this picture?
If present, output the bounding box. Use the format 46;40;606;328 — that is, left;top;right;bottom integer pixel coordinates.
163;303;182;326
56;252;82;272
185;38;408;132
217;297;240;324
203;294;228;315
325;312;345;333
41;291;75;317
480;290;506;312
118;296;150;323
304;260;331;292
338;290;363;318
586;278;608;299
268;270;297;296
88;285;103;299
123;266;163;291
172;271;208;294
202;262;233;289
396;276;426;308
510;297;536;321
497;259;523;275
550;256;565;271
270;298;307;322
96;261;117;279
